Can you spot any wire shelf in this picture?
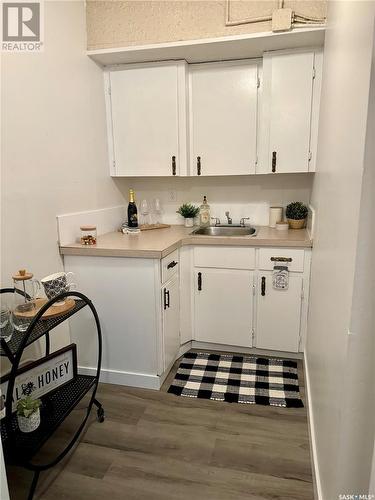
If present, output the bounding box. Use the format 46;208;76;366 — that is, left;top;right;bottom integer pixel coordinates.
1;374;96;463
0;299;87;358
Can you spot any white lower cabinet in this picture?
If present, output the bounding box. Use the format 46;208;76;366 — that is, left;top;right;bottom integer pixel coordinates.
189;246;310;353
162;273;180;371
255;272;303;353
194;268;254;347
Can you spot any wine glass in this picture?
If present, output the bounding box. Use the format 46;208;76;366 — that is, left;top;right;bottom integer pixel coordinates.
153;198;162;224
140;199;150;226
0;305;13;342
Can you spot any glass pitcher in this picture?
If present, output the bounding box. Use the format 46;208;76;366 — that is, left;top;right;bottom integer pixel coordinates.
12;271;41;332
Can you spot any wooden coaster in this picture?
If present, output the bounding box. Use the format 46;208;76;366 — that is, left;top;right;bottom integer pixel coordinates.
14;298;76;320
140;224;171;231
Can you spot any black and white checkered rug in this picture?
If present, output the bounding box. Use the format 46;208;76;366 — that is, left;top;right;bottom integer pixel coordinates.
168;352;303;408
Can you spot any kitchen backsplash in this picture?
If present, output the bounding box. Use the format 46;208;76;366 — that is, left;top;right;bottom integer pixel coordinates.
115;173;313;226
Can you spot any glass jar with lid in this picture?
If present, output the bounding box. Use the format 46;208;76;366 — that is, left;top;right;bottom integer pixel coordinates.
80;225;97;246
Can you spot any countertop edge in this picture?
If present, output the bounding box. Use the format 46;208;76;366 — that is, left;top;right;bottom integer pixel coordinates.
59;247;163;259
60;232;312;259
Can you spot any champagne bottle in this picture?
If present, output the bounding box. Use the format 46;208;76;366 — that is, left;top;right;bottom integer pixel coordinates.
128;189;138;228
199;196;210;227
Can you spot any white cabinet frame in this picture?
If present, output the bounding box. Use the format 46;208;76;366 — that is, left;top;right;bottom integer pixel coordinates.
188;59;260;176
257;48;323;174
104;60;189;177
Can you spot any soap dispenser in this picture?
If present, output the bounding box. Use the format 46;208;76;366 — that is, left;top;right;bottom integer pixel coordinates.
199;196;210;227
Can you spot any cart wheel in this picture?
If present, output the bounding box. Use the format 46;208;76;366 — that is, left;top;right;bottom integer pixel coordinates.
97;407;105;423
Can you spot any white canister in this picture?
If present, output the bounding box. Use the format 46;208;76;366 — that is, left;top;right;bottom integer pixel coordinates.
184;218;194;228
269;207;283;228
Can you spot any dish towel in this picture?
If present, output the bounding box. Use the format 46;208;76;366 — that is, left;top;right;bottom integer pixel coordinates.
272;265;289;290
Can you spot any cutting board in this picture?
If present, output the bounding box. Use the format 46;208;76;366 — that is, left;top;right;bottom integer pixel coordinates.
139;224;171;231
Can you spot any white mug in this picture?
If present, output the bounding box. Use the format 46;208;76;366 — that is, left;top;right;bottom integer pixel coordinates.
41;272;77;305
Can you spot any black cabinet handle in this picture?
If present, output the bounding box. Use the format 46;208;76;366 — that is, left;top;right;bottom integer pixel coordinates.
272;152;277;173
197;156;201;176
163;288;170;309
270;257;292;263
167;260;178;269
198;272;202;291
261;276;266;296
172;156;176;176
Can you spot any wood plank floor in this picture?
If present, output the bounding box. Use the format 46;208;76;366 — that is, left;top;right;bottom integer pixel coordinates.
6;351;313;500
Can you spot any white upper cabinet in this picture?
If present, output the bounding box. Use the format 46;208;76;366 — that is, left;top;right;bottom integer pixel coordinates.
104;49;323;177
258;49;322;174
189;60;259;176
106;61;188;177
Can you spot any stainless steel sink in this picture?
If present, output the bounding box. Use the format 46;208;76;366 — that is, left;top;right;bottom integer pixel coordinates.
192;226;257;237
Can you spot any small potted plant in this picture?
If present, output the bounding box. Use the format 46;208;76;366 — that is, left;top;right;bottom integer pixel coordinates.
286;202;308;229
16;382;41;433
176;203;200;227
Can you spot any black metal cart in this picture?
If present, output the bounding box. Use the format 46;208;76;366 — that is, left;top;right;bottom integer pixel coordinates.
0;289;104;500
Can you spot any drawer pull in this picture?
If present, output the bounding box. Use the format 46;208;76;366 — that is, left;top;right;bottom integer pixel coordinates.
197;156;201;176
163;288;170;309
198;272;202;291
261;276;266;296
272;151;277;173
172;156;176;176
167;260;178;269
270;257;293;263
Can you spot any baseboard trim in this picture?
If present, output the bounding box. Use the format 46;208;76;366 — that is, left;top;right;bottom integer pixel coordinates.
304;354;323;500
79;365;161;390
191;341;303;359
178;341;193;357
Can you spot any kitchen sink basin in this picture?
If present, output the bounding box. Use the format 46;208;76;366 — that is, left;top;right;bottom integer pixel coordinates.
192;226;257;237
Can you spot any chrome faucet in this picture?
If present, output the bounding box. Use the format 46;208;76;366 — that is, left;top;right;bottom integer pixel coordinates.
225;211;232;224
240;217;250;227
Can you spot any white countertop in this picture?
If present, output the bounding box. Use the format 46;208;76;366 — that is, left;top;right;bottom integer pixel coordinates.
60;225;312;259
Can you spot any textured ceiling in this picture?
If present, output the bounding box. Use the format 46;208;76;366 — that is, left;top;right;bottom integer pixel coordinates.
86;0;327;50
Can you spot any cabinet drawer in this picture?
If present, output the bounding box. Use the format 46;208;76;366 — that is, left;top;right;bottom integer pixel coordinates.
258;248;305;273
161;249;179;283
194;246;255;270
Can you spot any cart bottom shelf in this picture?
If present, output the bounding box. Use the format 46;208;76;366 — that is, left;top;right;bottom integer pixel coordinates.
1;374;97;463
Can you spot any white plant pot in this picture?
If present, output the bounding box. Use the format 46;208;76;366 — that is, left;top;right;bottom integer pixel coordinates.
17;408;40;433
184;218;194;227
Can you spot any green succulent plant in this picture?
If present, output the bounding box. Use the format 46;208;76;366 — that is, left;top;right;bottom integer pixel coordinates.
16;396;41;418
176;203;200;219
286;202;308;221
16;382;41;418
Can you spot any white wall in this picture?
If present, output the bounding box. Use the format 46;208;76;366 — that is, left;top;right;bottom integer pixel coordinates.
337;25;375;495
306;2;375;498
1;1;124;287
115;174;313;226
0;0;125;363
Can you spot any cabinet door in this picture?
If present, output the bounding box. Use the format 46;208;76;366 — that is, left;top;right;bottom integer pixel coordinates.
256;273;303;352
190;61;258;176
194;268;254;347
109;62;187;177
162;274;180;372
260;51;315;173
